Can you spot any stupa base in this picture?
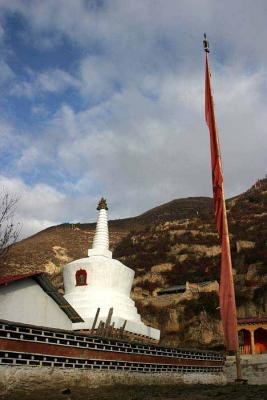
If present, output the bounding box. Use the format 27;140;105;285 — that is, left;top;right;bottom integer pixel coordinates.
72;316;160;341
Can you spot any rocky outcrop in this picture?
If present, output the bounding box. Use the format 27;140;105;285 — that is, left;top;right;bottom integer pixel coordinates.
236;240;255;253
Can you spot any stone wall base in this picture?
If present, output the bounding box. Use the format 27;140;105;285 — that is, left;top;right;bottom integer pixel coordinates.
0;366;226;397
225;354;267;385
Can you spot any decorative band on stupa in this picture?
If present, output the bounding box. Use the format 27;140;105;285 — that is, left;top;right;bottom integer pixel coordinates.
88;198;112;258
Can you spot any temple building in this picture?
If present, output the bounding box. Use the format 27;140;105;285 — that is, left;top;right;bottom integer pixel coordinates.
238;317;267;355
63;198;160;341
0;273;83;330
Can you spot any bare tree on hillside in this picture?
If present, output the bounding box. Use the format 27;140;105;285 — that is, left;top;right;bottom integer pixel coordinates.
0;191;21;259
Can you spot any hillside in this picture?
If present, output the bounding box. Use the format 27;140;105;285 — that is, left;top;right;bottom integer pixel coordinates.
113;178;267;347
1;196;214;282
1;177;267;348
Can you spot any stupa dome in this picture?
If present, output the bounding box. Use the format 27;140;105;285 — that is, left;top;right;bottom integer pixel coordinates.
63;199;160;340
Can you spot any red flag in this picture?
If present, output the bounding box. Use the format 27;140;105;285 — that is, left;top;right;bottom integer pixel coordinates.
205;53;238;351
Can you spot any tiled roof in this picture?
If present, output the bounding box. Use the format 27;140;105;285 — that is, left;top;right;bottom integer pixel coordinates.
238;317;267;325
158;281;214;294
158;285;186;293
0;272;38;285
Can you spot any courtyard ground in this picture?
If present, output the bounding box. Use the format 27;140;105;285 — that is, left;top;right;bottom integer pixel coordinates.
2;384;267;400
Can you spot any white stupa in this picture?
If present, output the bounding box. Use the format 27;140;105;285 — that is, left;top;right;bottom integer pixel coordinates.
63;198;160;340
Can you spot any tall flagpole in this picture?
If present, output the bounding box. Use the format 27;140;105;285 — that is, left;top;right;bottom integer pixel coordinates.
202;34;243;382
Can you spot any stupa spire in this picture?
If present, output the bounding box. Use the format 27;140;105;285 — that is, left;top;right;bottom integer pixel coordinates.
88;198;112;258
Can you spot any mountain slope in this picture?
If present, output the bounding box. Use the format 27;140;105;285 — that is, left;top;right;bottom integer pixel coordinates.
1;177;267;347
1;197;214;279
114;178;267;307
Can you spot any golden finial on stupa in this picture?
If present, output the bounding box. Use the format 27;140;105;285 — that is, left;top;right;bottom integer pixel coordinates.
97;197;108;210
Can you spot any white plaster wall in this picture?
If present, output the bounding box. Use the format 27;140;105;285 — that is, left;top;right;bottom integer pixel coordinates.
0;279;72;330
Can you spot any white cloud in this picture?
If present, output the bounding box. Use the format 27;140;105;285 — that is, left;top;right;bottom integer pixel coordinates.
0;175;99;238
0;0;266;237
79;56;118;99
0;22;15;86
0;120;15;150
9;68;79;98
3;0;267;67
9;81;35;98
0;119;27;171
37;69;79;93
0;60;14;84
14;65;266;223
16;146;39;170
0;22;4;41
31;103;49;117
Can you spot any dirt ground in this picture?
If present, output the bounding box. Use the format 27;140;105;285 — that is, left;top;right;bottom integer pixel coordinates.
2;384;267;400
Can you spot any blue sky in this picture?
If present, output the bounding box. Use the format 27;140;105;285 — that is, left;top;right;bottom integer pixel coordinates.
0;0;266;238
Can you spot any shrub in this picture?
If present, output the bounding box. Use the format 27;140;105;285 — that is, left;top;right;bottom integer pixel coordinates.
113;234;135;258
138;279;158;293
253;284;267;306
235;286;251;307
179;292;220;320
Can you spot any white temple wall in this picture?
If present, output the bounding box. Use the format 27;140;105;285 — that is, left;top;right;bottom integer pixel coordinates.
0;279;72;330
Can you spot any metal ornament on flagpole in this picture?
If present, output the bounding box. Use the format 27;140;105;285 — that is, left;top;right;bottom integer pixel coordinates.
203;33;210;53
202;34;245;383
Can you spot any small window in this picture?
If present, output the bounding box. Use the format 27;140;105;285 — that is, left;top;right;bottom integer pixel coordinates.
75;269;87;286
